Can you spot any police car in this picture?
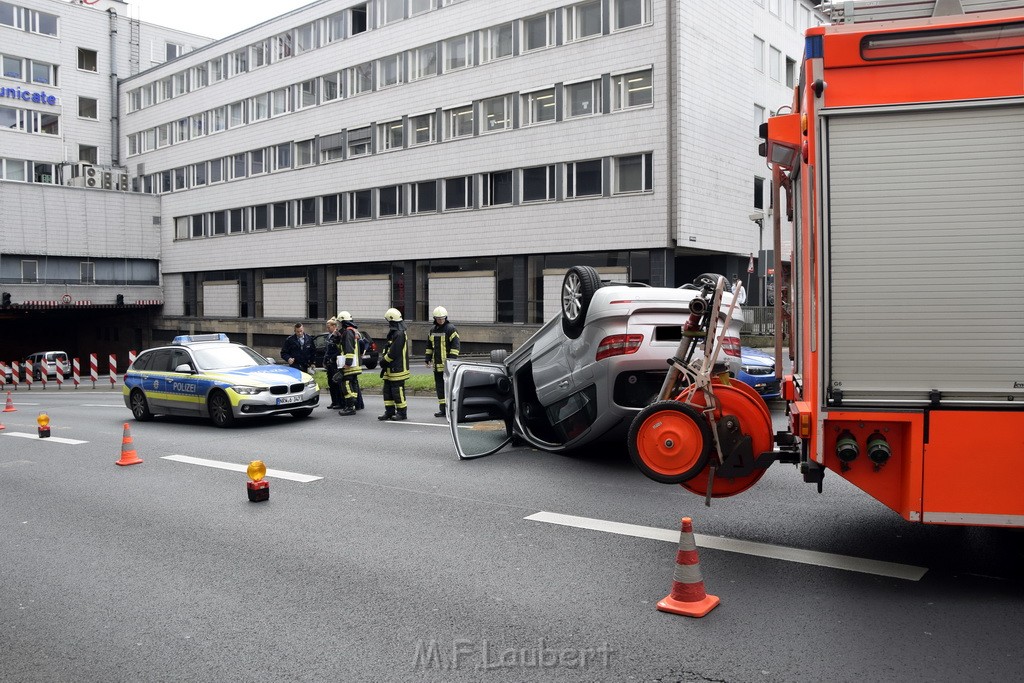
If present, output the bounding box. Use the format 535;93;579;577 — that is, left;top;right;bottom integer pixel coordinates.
122;334;320;427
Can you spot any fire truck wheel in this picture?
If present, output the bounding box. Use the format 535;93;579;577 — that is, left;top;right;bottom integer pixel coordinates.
628;400;711;484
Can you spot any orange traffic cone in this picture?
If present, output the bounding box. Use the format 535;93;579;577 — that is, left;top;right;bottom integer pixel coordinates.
657;517;720;618
116;423;143;466
3;392;15;412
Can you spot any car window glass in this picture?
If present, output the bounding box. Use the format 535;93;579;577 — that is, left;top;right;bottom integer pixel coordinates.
147;349;172;372
169;350;193;372
132;352;153;371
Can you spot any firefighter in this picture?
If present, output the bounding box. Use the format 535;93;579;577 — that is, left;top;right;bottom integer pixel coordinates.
424;306;460;417
336;311;362;416
379;307;410;421
324;318;343;409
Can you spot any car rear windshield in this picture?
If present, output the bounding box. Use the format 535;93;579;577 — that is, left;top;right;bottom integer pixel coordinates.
192;345;269;371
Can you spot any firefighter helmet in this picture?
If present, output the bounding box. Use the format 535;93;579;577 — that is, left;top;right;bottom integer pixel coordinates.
432;306;448;319
337;311;353;321
384;307;403;322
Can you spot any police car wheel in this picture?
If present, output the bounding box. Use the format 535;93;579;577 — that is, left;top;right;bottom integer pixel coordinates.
208;391;235;428
291;409;314;419
129;389;154;422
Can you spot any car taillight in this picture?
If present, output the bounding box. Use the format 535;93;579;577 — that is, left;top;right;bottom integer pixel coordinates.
596;334;643;361
721;336;741;357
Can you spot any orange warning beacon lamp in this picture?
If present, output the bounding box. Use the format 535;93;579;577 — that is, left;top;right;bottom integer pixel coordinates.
247;460;269;502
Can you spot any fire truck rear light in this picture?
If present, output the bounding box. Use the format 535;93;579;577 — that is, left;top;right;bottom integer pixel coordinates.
721;336;741;357
797;412;812;439
596;334;643;361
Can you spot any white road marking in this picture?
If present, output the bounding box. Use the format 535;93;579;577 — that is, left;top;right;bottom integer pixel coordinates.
525;511;928;581
81;404;124;408
389;421;447;427
3;432;89;445
161;454;322;483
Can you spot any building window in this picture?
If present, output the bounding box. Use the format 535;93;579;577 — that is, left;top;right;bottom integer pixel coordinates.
295;139;315;167
191;214;206;238
210;211;227;236
481;23;513;63
2;54;22;80
445;105;474;139
211;55;227;82
298;197;317;226
33;162;54;184
566;1;602;41
350;3;368;35
524;88;556;125
522;165;555;202
173;72;188;96
565;79;600;118
209;158;224;183
143;128;156;151
324;12;345;43
612;70;653;110
480;95;512;133
79;145;98;165
166;42;183;61
192;63;208;89
295;23;315;54
191;113;206;138
210;106;227;133
21;260;37;284
253;205;269;231
81;262;95;284
770;46;782;81
769;0;781;16
33;10;58;37
275;143;292;170
231;153;247;180
229;101;245;128
444;34;473;72
232;49;248;75
273;202;290;228
378;54;403;88
483;171;513;207
444;176;474;211
410;112;436;145
380;0;404;25
320;133;344;162
298;79;317;109
411;44;437;80
229;208;247;234
786;56;796;87
78;48;97;72
36;113;59;136
753;36;765;71
272;88;290;116
349;190;372;220
348;126;371;157
157;76;173;102
614;153;653;193
322;72;342;101
194;163;207;186
413;180;437;213
410;0;434;15
0;3;24;30
566;159;603;198
322;194;341;223
251;40;269;69
380;120;404;151
350;62;373;95
379;185;403;216
252;92;270;121
274;32;293;61
523;12;555;52
175;217;189;240
174;166;188;190
78;97;97;119
613;0;650;30
3;158;26;181
30;60;56;86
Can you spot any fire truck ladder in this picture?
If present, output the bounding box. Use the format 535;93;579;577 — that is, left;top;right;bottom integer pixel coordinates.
820;0;1024;23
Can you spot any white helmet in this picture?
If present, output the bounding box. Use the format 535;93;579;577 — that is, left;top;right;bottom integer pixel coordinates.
384;307;403;322
337;311;353;321
432;306;448;319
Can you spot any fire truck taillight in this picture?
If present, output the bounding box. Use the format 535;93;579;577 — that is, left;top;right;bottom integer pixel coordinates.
596;334;643;361
867;432;891;469
720;336;741;358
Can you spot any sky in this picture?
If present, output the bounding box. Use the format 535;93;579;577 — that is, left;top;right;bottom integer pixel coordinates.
128;0;317;39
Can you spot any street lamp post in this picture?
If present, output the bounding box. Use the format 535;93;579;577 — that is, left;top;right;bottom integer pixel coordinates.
748;211;766;305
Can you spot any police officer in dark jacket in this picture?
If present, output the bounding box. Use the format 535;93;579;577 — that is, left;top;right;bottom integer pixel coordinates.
323;318;343;409
281;323;314;372
379;308;410;421
425;306;460;417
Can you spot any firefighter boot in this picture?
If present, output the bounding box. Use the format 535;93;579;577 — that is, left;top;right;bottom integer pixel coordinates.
338;399;356;416
378;408;395;421
392;408;408;421
433;405;446;418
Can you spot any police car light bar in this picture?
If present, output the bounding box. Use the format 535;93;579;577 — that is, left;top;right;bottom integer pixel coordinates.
173;333;230;344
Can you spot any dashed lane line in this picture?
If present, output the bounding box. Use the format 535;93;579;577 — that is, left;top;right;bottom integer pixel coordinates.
161;454;322;483
525;511;928;581
2;432;89;445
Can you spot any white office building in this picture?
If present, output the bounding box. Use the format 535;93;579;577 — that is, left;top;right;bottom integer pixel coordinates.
1;0;816;354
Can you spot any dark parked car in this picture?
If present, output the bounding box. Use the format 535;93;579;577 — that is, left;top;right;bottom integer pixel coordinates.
311;331;379;370
735;346;781;400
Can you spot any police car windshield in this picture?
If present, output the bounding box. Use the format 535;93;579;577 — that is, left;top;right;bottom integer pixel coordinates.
191;344;270;371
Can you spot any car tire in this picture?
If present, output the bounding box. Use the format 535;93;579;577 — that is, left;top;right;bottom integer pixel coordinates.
694;272;725;290
129;389;154;422
627;400;712;484
489;349;509;364
208;390;235;428
291;408;314;419
560;265;602;339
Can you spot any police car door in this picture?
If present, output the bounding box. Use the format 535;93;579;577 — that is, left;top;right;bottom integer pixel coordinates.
166;348;203;415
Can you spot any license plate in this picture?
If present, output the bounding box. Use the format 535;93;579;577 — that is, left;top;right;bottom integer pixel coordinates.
276;395;303;405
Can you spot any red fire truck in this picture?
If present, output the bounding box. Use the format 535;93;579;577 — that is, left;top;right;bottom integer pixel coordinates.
629;0;1024;527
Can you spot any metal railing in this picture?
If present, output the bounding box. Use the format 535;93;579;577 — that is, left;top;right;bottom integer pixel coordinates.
741;306;776;336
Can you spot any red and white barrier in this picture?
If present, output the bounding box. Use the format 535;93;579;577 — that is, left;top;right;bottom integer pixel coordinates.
0;362;6;389
109;354;117;388
73;357;81;388
54;359;63;389
90;354;98;388
23;361;32;389
128;350;137;367
38;360;47;389
5;350;145;391
11;362;19;389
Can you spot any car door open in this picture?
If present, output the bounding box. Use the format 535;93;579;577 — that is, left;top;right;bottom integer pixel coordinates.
447;362;514;459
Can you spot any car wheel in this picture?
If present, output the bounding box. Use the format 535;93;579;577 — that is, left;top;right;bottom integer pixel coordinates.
627;400;711;484
129;389;154;422
291;408;314;419
560;265;602;339
208;391;235;428
489;349;509;364
694;272;725;290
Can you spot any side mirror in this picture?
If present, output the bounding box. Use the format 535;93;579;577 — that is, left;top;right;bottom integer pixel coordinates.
173;363;195;373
